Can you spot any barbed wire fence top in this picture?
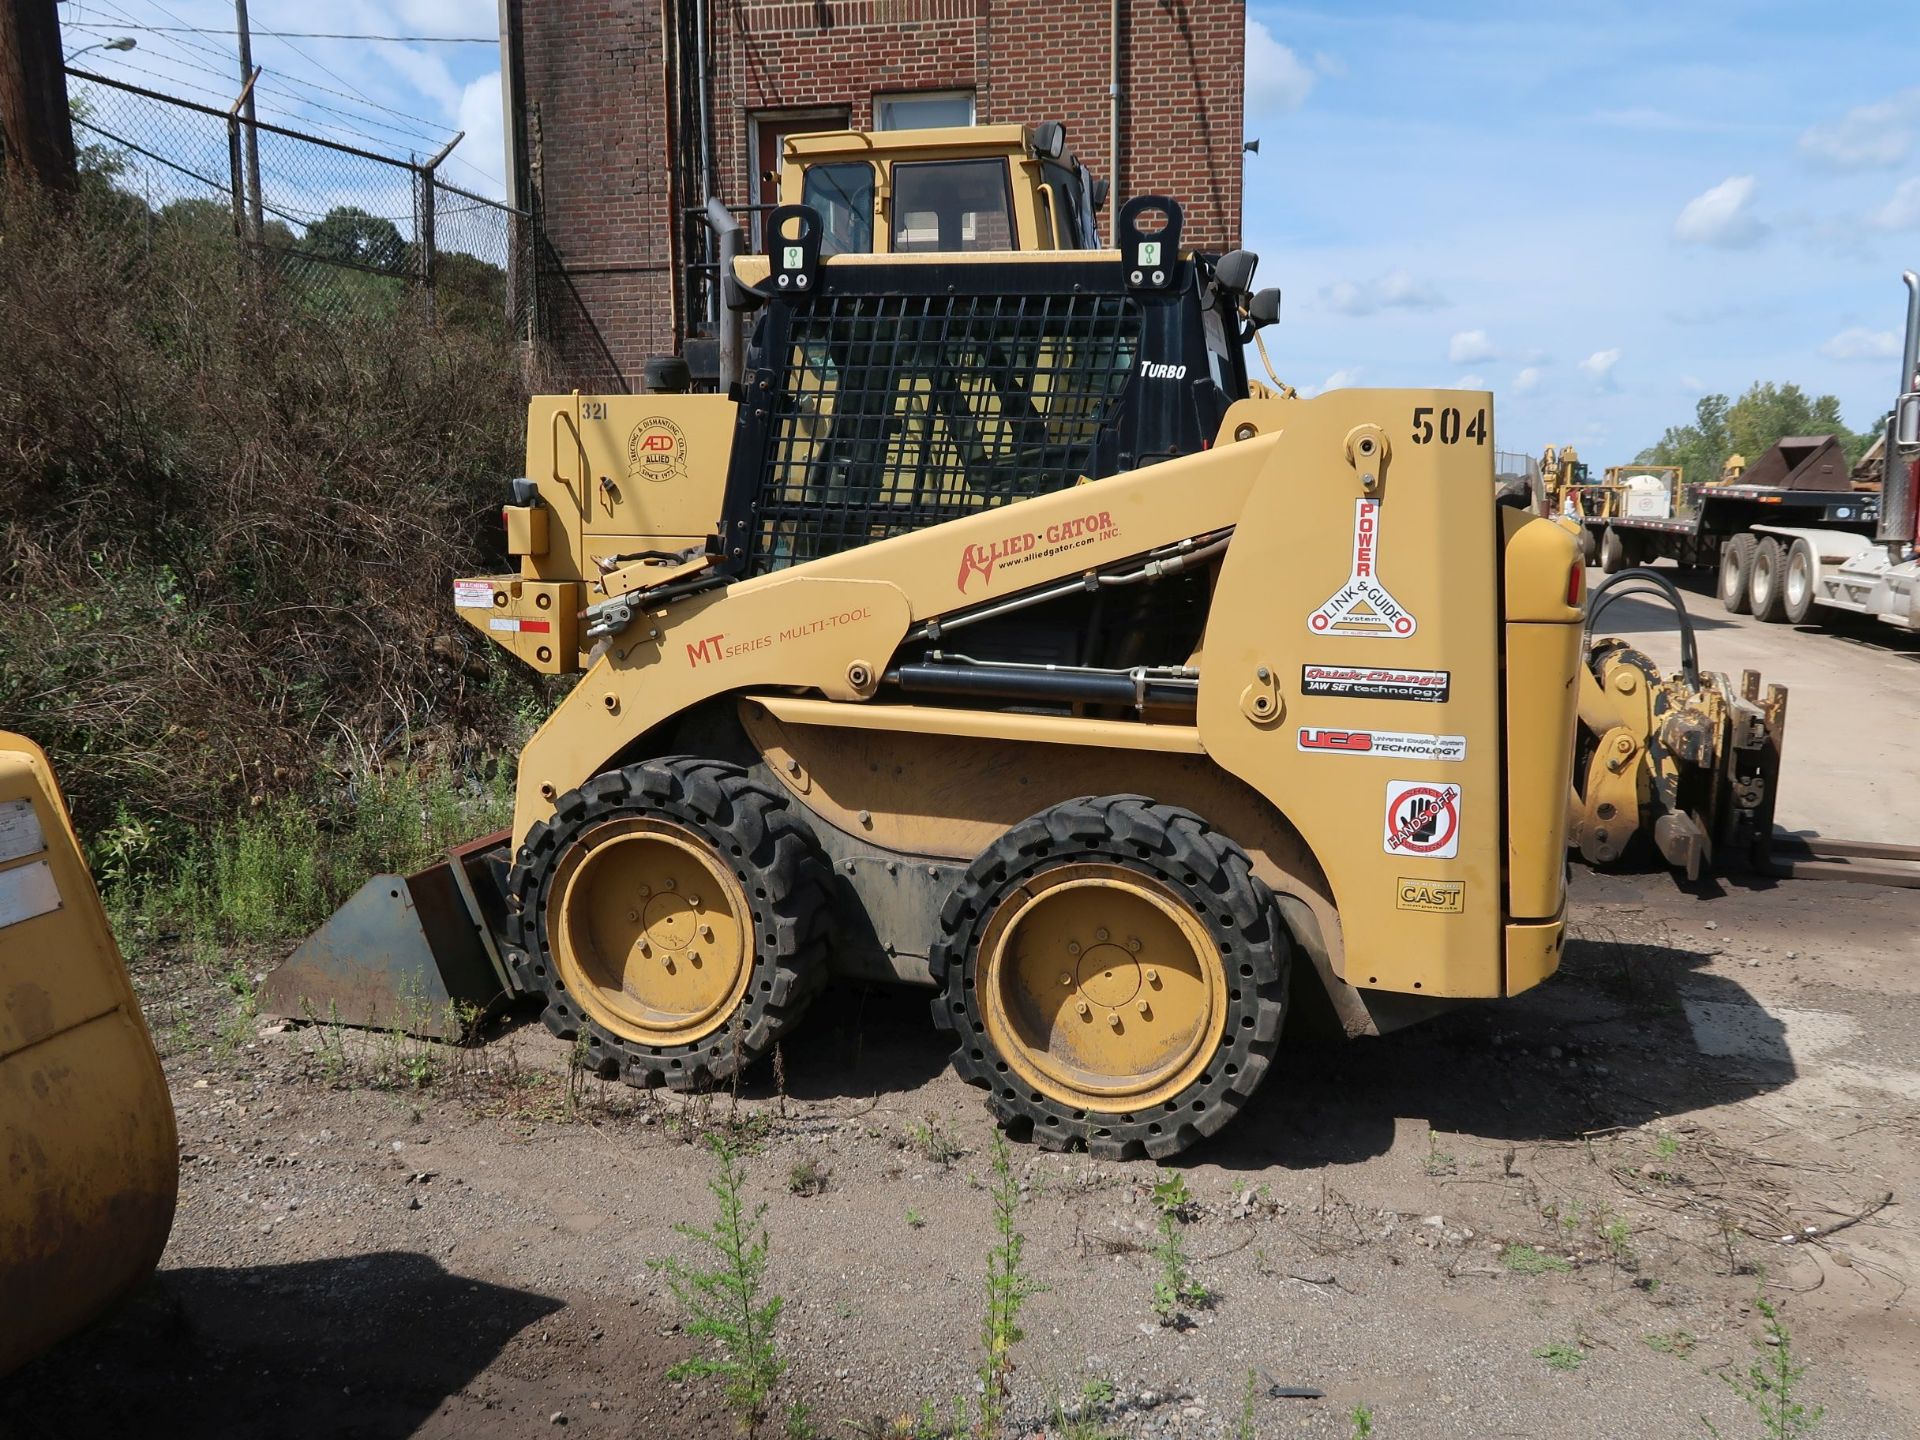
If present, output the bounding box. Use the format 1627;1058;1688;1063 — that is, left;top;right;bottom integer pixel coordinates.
66;68;530;335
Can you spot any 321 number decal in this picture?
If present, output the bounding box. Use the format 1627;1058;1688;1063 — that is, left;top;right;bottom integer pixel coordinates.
581;400;609;420
1410;406;1487;446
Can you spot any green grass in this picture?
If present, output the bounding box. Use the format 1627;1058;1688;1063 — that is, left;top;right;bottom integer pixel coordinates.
1644;1329;1696;1356
1502;1243;1574;1275
1533;1340;1585;1372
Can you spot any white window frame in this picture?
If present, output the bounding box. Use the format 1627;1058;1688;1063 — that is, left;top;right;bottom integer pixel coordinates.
872;89;976;132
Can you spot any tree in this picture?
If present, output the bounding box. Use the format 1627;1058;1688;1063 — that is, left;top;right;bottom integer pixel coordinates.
1637;381;1873;478
298;205;409;273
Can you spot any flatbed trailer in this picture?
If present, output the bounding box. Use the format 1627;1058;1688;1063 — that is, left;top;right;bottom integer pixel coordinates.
1582;480;1879;573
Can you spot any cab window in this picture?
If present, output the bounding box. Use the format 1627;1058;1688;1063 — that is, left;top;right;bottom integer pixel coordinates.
802;163;876;255
891;158;1014;253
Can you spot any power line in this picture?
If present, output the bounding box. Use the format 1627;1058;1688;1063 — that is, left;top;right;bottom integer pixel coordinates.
66;21;497;44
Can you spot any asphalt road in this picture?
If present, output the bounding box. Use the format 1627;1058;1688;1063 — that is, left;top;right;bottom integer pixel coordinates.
1585;564;1920;845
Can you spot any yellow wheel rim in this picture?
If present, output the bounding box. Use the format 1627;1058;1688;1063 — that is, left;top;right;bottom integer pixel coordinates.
977;863;1227;1112
550;818;753;1047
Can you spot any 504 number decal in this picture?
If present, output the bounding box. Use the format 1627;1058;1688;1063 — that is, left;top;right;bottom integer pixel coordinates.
1410;405;1486;446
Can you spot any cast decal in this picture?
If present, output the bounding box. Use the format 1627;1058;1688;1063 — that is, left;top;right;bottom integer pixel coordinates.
1383;779;1461;859
1297;728;1465;761
1307;498;1417;639
956;510;1119;592
627;415;688;484
1300;664;1449;703
1396;877;1465;913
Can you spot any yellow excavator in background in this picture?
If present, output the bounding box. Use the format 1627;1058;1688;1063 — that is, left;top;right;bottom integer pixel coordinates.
0;734;177;1375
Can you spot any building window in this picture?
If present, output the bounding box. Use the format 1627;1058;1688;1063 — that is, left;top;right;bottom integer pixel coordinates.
751;109;849;247
892;158;1013;253
873;90;974;131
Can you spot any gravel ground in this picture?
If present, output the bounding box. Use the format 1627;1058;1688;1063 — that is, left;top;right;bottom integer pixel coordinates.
6;865;1917;1440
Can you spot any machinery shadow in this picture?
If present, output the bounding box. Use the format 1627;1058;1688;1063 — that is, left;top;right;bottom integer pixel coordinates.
773;980;953;1103
1195;934;1791;1173
0;1252;562;1439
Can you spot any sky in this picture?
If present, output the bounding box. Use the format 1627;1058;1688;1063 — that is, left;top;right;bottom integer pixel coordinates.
57;1;1920;461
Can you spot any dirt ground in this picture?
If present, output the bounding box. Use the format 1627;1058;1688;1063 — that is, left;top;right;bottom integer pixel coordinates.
7;580;1919;1440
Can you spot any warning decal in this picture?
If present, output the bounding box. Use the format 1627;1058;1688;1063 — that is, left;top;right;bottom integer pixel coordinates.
1307;498;1417;640
1383;779;1461;858
453;580;496;610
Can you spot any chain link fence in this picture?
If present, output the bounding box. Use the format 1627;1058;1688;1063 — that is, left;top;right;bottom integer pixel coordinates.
66;68;530;335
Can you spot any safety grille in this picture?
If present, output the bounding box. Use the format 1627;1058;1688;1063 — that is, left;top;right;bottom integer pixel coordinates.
747;290;1141;573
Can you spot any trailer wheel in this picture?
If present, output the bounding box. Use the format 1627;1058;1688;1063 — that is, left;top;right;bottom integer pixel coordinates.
1750;537;1789;622
1579;527;1598;566
506;757;830;1090
930;795;1288;1161
1718;534;1757;614
1782;538;1820;625
1598;526;1627;574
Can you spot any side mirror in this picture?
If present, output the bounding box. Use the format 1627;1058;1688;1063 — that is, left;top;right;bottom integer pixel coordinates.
1213;249;1258;293
1896;392;1920;452
1032;121;1067;160
1248;287;1282;328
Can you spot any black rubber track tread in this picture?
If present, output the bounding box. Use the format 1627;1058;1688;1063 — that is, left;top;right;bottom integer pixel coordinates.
504;756;831;1091
928;794;1290;1162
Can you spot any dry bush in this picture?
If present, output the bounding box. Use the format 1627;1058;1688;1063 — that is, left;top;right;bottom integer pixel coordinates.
0;185;545;846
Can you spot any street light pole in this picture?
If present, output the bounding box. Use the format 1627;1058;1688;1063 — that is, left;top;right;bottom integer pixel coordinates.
234;0;263;240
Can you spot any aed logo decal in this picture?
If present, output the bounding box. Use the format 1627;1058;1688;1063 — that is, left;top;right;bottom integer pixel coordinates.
627;415;687;484
957;511;1119;592
1397;878;1465;914
1297;728;1465;762
1307;499;1417;639
685;607;876;667
1138;362;1188;380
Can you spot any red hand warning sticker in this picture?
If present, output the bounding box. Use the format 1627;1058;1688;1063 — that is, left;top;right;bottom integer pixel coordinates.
1383;779;1461;858
1307;498;1417;639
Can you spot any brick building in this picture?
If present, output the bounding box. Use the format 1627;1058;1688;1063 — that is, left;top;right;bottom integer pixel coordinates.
501;0;1246;390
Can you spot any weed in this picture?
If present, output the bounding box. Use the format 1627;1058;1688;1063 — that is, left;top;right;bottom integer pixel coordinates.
1643;1329;1696;1356
1349;1403;1375;1438
1150;1172;1198;1221
1236;1368;1258;1440
905;1207;926;1229
1424;1126;1456;1176
1501;1243;1573;1276
1533;1340;1585;1372
652;1134;787;1435
787;1158;828;1197
904;1117;964;1166
1706;1294;1824;1438
784;1400;820;1440
1599;1214;1637;1273
977;1130;1042;1440
1081;1377;1116;1409
1150;1207;1210;1326
1654;1130;1681;1161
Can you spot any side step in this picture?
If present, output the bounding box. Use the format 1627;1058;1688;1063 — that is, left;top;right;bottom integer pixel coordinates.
258;831;516;1037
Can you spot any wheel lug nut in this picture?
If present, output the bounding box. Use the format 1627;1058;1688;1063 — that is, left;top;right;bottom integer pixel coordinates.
1075;1000;1090;1019
1145;968;1160;985
627;910;639;923
637;885;651;898
1127;937;1142;953
700;925;714;942
663;956;676;973
1095;928;1109;942
1059;973;1073;987
664;876;677;891
1108;1013;1123;1030
1136;999;1151;1017
688;894;701;908
1066;941;1082;956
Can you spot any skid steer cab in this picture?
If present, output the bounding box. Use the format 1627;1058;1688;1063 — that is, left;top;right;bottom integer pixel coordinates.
266;190;1610;1162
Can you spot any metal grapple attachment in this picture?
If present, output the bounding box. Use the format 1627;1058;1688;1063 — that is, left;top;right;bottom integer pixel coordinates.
1572;641;1787;879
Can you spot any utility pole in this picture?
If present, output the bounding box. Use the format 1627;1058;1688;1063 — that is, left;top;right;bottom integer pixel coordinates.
234;0;264;238
0;0;75;191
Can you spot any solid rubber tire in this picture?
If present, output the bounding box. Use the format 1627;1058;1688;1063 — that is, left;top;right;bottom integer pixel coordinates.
1750;537;1788;622
1718;533;1756;614
505;756;830;1090
929;794;1289;1161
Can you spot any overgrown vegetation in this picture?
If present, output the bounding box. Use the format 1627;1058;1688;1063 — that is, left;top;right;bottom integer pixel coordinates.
654;1134;788;1436
1706;1294;1825;1439
0;179;545;924
977;1131;1042;1440
1149;1173;1210;1326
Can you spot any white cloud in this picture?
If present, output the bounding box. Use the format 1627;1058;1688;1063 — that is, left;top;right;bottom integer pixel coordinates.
1448;329;1497;364
1299;367;1361;397
1455;373;1485;389
1512;366;1542;394
1245;20;1316;116
1321;269;1446;316
455;71;508;200
1799;90;1920;172
1579;348;1622;389
1674;176;1766;248
1869;177;1920;231
1312;51;1348;78
1679;374;1706;393
1819;327;1900;362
